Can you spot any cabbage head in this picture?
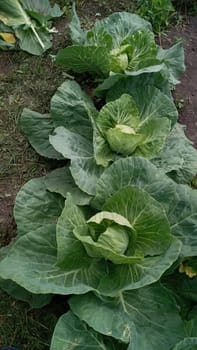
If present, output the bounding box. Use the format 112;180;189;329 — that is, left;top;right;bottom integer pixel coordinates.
91;93;171;166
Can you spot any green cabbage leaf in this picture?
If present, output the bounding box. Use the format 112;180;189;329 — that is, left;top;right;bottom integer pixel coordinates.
69;283;184;350
50;311;127;350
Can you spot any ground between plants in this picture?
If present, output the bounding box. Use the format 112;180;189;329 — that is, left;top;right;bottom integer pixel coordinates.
0;1;197;348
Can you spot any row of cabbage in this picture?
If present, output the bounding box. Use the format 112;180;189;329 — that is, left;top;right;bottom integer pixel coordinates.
1;7;197;350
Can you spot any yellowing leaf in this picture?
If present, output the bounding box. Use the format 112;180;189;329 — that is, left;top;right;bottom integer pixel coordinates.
179;258;197;278
0;32;16;44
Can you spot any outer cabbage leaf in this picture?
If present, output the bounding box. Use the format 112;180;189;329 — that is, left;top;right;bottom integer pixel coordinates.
50;80;93;141
69;293;134;344
157;41;185;85
56;193;88;267
15;25;52;55
0;244;52;308
70;158;104;196
55;45;111;75
167;185;197;257
93;157;197;258
172;338;197;350
20;80;93;161
0;278;52;308
50;311;126;350
49;126;93;160
14;176;64;236
69;2;86;45
69;283;184;350
49;127;103;195
95;72;172;99
188;308;197;323
44;167;91;205
153;123;197;184
185;316;197;337
166;316;197;350
21;0;63;27
49;80;103;195
20;108;63;159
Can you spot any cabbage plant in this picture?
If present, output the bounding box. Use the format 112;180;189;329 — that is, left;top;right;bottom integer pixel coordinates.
0;158;181;295
20;79;197;194
55;5;185;91
1;157;197;349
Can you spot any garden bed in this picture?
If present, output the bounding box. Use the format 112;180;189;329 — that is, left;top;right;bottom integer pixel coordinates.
0;1;197;348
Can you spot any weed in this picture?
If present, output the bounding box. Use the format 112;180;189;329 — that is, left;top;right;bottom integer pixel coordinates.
175;98;185;110
136;0;176;33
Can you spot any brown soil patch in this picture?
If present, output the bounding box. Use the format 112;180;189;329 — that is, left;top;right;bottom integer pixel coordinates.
176;17;197;147
0;52;16;75
0;182;17;244
162;16;197;147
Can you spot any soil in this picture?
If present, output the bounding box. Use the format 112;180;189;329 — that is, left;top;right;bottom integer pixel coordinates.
161;16;197;147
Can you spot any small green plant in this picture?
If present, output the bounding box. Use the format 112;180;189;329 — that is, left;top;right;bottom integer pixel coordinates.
136;0;176;33
175;98;185;109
